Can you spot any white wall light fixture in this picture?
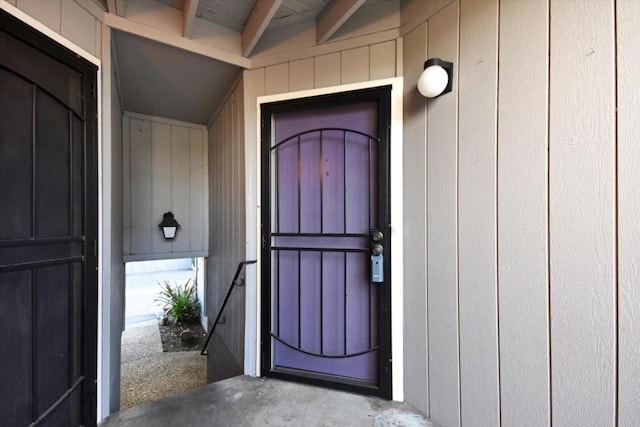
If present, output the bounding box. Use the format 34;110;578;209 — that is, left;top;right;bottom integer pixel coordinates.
159;211;180;240
417;58;453;98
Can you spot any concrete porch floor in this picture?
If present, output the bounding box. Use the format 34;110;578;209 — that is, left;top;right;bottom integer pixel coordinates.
101;375;434;426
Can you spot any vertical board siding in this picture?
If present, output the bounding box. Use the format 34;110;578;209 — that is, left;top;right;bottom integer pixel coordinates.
18;0;637;422
426;2;460;427
341;46;370;84
151;122;172;254
243;1;639;425
189;129;206;251
245;0;640;423
207;79;246;369
370;41;397;81
288;58;314;92
60;0;96;56
549;1;616;425
222;92;232;351
617;1;640;424
497;1;550;426
259;38;399;95
234;85;245;359
314;52;341;88
129;118;153;255
16;0;62;32
124;114;208;260
171;126;192;253
13;0;101;57
402;0;633;424
457;0;500;425
122;116;131;255
265;63;289;95
401;22;430;418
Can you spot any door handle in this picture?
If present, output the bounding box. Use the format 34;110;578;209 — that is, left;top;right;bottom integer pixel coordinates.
370;229;384;283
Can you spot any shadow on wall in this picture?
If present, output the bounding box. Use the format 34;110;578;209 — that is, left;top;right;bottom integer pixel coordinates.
206;332;244;383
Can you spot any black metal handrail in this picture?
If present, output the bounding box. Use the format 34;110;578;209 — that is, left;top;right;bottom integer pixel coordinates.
201;260;257;356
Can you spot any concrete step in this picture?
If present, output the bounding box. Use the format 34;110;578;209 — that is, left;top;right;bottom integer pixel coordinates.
101;376;435;427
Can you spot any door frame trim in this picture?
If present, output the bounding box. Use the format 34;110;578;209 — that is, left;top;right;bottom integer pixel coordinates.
0;2;100;67
251;77;404;401
261;89;392;397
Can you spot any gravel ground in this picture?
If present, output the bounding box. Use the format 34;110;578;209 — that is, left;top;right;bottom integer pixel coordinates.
120;321;206;410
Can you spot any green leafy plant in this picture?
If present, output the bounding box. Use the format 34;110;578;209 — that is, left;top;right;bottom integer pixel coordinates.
155;278;200;324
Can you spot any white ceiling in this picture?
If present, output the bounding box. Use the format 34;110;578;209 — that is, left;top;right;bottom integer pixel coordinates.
196;0;330;31
113;30;240;124
150;0;331;31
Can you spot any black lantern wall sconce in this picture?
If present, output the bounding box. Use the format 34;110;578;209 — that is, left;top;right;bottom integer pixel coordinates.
417;58;454;98
159;211;180;240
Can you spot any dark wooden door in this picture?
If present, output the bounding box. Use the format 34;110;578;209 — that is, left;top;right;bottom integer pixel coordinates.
261;87;392;398
0;11;98;426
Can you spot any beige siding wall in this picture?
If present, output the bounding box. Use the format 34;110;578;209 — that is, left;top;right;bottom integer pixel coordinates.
8;0;103;58
402;18;430;418
250;39;400;96
10;0;639;423
242;31;401;379
206;78;246;377
123;113;208;261
402;0;640;426
617;3;640;426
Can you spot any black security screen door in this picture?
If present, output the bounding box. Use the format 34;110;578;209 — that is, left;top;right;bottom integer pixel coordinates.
261;87;392;398
0;11;98;426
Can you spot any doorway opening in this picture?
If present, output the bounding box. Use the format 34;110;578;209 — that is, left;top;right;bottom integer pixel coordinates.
120;257;207;409
260;87;393;398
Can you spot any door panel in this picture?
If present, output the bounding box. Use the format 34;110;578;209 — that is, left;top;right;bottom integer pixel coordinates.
35;266;70;414
262;88;391;397
0;69;32;239
36;90;71;238
0;30;83;115
0;11;98;426
272;123;378;381
0;270;32;423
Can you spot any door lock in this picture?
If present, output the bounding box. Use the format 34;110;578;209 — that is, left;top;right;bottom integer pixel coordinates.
370;229;384;283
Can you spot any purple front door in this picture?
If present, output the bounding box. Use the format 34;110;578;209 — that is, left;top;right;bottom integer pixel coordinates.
261;89;391;396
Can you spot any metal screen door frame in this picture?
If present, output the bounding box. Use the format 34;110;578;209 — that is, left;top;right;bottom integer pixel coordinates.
0;10;98;426
260;87;392;398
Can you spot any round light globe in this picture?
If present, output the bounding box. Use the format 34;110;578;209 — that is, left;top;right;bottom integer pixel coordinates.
417;65;449;98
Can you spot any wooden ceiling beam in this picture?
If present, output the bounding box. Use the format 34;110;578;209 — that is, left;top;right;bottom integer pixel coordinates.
242;0;282;57
316;0;366;44
106;0;126;17
104;13;251;68
183;0;199;38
